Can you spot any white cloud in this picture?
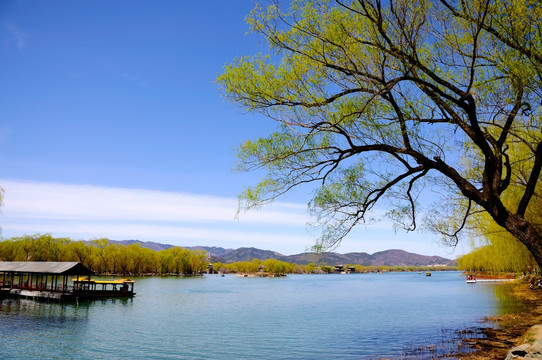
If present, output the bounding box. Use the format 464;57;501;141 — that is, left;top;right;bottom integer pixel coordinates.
0;179;456;257
2;221;312;250
0;179;314;253
0;179;309;225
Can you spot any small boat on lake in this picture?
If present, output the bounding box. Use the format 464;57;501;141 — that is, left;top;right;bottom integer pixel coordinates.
466;275;477;283
426;272;431;276
72;278;135;298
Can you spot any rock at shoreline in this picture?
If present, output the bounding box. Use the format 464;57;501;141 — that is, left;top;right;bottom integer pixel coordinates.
505;325;542;360
531;341;542;357
506;344;531;359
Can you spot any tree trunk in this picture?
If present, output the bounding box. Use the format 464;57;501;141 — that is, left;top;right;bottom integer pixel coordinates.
503;213;542;269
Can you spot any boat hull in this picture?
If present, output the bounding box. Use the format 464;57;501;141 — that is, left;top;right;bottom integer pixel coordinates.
0;288;135;302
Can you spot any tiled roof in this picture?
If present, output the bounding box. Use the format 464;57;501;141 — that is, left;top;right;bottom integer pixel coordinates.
0;261;94;275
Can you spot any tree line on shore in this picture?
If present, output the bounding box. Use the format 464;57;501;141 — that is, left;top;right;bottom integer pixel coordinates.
457;240;538;274
214;259;452;275
0;234;455;275
0;234;208;275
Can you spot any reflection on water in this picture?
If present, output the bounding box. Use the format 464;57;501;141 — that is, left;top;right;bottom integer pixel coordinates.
1;298;87;322
0;296;133;318
494;282;528;315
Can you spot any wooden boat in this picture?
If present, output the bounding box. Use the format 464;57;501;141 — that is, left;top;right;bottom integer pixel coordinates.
72;278;135;298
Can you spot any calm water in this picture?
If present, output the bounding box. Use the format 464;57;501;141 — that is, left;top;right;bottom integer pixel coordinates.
0;272;516;359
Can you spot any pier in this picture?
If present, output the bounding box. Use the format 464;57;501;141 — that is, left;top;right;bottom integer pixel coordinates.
0;261;135;302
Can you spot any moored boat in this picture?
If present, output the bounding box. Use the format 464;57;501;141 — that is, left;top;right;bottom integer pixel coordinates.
72;278;135;298
0;261;135;302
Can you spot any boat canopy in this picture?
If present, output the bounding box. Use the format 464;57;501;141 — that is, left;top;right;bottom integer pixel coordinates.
73;278;135;284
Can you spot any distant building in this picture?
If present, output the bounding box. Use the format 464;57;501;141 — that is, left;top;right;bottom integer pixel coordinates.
207;264;217;274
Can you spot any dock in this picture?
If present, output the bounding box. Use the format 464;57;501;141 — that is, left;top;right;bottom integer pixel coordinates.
0;261;135;302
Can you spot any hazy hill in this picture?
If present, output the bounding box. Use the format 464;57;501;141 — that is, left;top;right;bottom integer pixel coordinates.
217;247;287;262
185;246;234;258
111;241;233;257
108;240;455;267
282;250;454;266
285;252;373;265
112;240;173;252
369;249;451;266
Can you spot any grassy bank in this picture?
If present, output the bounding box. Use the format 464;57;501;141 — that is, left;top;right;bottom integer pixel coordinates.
454;277;542;359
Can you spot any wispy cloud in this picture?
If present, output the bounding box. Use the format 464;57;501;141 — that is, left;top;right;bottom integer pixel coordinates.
0;179;313;252
0;126;12;145
0;179;448;257
1;180;308;224
2;23;26;52
3;221;310;248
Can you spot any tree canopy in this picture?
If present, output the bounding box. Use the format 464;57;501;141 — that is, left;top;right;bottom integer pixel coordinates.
218;0;542;263
459;136;542;272
0;235;208;275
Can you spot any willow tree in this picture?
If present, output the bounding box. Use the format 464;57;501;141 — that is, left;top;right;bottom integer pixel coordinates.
460;132;542;272
218;0;542;264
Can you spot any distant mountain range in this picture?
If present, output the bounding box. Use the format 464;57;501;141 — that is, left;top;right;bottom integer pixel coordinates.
112;240;456;267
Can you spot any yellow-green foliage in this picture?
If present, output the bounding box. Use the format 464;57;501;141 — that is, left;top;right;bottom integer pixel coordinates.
263;258;296;274
213;260;453;274
458;239;537;273
218;258;296;274
459;129;542;273
0;235;208;275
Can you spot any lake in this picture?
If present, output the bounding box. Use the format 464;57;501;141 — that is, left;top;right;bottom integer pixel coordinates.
0;271;517;359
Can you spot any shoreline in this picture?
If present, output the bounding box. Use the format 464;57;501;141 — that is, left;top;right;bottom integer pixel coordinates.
454;277;542;359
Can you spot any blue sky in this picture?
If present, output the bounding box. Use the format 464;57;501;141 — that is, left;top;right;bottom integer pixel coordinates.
0;0;465;258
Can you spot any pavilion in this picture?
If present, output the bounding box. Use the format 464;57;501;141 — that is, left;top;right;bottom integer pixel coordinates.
0;261;94;301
